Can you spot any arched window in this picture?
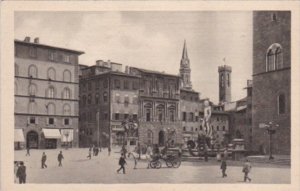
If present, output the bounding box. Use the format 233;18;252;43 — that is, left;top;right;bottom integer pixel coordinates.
28;65;38;78
47;103;55;115
227;74;230;87
47;67;56;80
278;94;286;114
191;127;194;131
156;104;164;122
63;88;71;99
46;86;55;98
88;94;92;104
95;93;100;104
63;70;71;82
183;126;186;131
28;102;37;114
169;109;175;122
29;84;37;96
217;126;219;131
266;43;283;72
103;92;108;102
63;104;71;115
221;74;224;87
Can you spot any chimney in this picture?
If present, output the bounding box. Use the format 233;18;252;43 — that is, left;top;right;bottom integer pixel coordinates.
34;37;39;43
24;37;30;42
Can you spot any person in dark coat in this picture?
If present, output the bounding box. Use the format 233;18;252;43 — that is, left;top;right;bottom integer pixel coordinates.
58;151;64;167
95;146;99;156
117;153;127;174
16;161;26;184
41;152;47;169
220;158;227;177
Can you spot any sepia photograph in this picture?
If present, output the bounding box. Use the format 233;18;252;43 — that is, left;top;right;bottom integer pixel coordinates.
1;1;300;191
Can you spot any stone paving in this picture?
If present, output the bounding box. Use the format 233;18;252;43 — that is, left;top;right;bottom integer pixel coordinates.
14;148;290;184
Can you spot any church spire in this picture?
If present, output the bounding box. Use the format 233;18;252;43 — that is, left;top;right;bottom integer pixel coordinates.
182;39;188;59
180;40;192;90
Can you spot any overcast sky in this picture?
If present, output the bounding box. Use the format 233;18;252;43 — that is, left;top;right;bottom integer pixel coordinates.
15;11;253;103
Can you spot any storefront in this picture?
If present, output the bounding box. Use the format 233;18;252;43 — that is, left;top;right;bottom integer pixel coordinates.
14;129;25;150
42;129;62;149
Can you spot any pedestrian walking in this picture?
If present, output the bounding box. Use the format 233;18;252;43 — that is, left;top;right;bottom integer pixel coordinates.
243;159;252;182
58;151;64;167
117;153;127;174
41;152;47;169
16;161;26;184
220;158;227;177
87;147;92;159
25;146;30;156
14;161;19;183
204;150;208;162
108;146;111;156
95;146;99;156
93;145;96;156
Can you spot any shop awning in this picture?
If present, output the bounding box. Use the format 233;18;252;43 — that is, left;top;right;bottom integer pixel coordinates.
42;129;61;139
14;129;25;142
61;129;74;142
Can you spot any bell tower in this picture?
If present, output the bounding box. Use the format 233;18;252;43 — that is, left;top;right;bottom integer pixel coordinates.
218;65;232;104
179;40;192;90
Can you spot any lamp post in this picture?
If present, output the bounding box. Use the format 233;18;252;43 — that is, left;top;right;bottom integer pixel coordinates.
266;121;278;160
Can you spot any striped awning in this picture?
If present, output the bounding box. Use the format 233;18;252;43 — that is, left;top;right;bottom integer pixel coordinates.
14;129;25;142
42;129;61;139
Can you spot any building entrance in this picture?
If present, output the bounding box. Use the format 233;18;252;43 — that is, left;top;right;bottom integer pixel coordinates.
26;131;39;149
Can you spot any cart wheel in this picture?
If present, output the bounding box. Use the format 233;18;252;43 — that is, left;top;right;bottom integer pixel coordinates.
166;161;173;168
172;159;181;168
155;161;162;169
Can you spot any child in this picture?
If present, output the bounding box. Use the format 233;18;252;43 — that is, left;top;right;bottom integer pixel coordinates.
117;153;127;174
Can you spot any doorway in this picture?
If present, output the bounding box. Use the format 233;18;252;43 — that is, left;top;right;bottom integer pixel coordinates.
26;131;39;149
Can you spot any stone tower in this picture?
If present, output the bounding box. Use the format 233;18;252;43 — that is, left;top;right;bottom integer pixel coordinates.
218;65;232;103
179;40;192;90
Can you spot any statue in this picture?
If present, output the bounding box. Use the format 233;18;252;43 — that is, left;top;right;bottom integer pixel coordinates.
202;100;212;139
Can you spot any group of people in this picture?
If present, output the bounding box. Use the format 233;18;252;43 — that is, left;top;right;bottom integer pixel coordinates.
41;151;64;168
86;145;111;159
220;158;252;182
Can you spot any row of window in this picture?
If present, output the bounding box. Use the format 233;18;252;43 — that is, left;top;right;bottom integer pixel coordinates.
28;102;71;115
183;125;226;132
80;112;108;122
15;64;72;82
26;84;72;99
81;93;139;106
144;108;176;122
113;113;138;121
81;79;139;92
28;116;71;126
27;47;72;64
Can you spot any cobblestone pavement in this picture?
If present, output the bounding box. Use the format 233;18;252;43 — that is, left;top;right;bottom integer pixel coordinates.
14;148;290;184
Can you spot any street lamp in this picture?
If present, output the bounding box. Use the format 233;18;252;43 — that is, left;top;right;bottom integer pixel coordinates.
266;122;279;160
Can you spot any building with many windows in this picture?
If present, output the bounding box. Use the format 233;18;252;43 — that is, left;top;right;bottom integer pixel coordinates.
79;60;140;147
252;11;291;155
14;37;84;149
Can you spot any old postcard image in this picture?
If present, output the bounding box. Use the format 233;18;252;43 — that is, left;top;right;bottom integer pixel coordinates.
1;1;300;191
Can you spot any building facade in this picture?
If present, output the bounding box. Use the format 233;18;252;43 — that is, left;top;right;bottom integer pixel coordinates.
79;61;140;147
15;37;83;149
252;11;291;154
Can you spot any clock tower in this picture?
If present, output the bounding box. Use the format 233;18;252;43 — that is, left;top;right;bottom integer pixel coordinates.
179;40;192;90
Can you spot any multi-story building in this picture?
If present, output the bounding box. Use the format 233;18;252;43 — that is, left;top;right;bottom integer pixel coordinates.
14;37;84;149
128;67;182;146
252;11;291;155
79;60;140;147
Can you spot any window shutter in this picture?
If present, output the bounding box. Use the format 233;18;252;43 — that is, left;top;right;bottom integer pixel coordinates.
69;118;72;125
27;117;30;124
54;118;57;125
46;117;49;125
36;117;39;124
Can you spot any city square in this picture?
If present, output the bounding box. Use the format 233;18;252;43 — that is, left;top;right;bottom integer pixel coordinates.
15;148;290;184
